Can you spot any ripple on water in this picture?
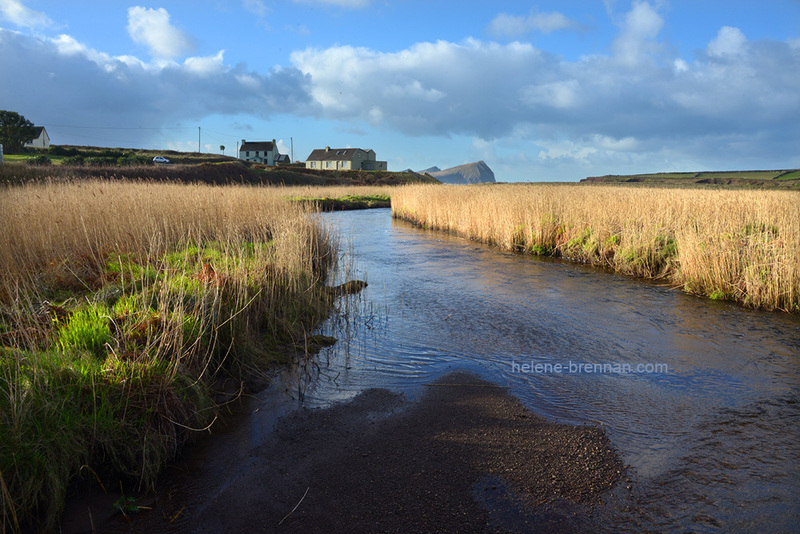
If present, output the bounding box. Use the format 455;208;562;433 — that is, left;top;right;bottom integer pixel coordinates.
293;209;800;531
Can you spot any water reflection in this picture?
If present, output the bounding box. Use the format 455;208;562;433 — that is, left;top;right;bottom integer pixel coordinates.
274;208;800;532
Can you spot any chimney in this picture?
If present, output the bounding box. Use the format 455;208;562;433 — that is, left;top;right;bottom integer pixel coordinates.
242;139;246;145
325;146;330;152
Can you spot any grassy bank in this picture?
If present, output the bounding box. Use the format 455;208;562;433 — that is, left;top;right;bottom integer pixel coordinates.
582;169;800;189
392;184;800;312
284;186;393;210
291;194;390;210
0;180;338;531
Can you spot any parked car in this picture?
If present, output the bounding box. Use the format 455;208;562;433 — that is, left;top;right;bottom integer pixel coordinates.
153;156;170;164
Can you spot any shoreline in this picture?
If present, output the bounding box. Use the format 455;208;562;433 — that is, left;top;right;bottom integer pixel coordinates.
85;370;626;533
391;184;800;313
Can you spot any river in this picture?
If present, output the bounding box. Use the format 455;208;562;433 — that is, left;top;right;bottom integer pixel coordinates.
72;207;799;533
277;208;800;532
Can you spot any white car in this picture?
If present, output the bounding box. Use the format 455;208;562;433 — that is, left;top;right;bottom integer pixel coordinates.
153;156;170;164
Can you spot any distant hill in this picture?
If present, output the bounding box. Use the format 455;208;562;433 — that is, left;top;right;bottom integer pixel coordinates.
582;169;800;189
421;161;496;184
419;166;441;174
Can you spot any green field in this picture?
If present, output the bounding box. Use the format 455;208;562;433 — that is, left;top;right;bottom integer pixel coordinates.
582;169;800;189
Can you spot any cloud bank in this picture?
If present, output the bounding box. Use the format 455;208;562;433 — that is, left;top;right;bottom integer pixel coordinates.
0;27;311;146
0;1;797;175
290;4;800;169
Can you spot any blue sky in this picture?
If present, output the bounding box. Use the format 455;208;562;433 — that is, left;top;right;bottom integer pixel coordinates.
1;0;798;181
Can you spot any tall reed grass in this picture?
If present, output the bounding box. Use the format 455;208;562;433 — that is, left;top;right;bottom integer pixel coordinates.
280;185;393;199
392;184;800;312
0;180;337;531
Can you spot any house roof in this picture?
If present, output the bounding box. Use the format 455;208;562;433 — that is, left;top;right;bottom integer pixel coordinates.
306;147;373;162
240;141;276;152
28;126;46;140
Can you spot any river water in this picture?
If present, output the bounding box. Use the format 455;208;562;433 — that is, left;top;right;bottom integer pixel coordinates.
273;208;800;533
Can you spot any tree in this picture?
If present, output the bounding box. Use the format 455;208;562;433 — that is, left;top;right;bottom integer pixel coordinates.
0;110;37;154
220;145;225;155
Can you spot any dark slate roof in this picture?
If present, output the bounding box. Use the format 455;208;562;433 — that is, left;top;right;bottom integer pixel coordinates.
26;127;46;142
240;141;275;152
306;148;371;162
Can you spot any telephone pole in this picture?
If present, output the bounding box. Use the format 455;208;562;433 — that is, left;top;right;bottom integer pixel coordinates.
198;127;201;153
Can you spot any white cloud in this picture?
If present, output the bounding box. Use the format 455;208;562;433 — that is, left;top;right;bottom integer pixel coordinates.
522;80;581;109
289;1;800;174
537;139;597;163
291;39;549;137
0;28;312;147
673;58;689;73
0;0;51;28
126;6;194;59
611;0;664;66
242;0;271;28
488;10;578;38
242;0;269;18
592;134;640;152
276;139;290;155
184;50;226;76
1;0;797;179
707;26;746;57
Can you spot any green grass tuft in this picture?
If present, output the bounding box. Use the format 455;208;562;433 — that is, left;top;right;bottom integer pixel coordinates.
56;303;112;358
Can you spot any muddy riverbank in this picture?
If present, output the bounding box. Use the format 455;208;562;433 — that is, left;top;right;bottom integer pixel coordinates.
92;370;624;533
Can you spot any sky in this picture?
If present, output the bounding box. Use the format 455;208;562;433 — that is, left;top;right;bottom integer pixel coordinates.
1;0;799;181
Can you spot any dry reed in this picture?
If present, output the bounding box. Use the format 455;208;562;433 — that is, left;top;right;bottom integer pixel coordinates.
392;184;800;312
0;179;338;531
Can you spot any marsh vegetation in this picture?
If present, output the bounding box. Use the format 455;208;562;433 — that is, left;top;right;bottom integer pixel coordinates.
392;184;800;312
0;180;342;531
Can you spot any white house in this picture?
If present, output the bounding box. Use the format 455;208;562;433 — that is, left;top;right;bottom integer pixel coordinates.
24;127;50;149
305;147;387;171
239;139;281;165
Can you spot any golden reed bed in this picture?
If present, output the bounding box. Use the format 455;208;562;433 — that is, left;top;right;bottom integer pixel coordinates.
392;184;800;312
0;180;338;530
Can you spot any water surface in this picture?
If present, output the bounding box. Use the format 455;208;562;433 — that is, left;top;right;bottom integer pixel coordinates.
277;208;800;532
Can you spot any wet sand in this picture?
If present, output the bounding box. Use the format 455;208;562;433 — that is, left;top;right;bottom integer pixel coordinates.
92;370;625;533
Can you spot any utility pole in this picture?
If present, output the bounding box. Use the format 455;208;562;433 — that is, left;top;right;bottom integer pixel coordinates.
198;127;201;153
290;137;293;163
